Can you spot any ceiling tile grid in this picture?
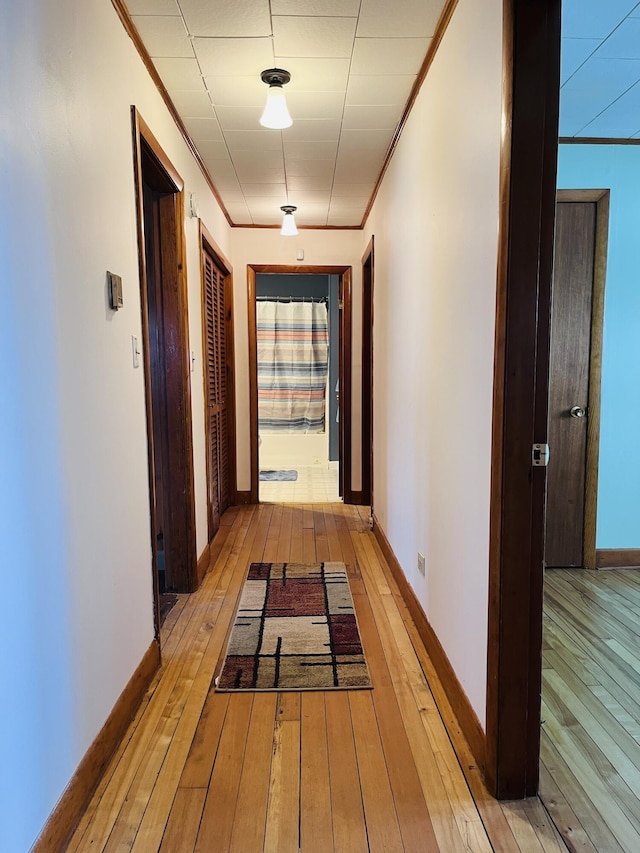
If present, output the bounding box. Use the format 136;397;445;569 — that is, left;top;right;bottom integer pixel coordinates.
128;0;640;225
560;0;640;138
126;0;448;226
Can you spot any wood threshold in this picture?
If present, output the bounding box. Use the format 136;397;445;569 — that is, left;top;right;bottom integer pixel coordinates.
372;513;486;775
33;640;160;853
596;549;640;569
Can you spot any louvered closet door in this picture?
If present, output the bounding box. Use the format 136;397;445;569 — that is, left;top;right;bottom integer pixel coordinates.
203;250;230;538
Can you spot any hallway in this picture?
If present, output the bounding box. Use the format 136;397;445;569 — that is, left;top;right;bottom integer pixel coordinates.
67;504;566;852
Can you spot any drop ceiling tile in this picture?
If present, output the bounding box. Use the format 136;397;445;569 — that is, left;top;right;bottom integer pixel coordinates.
246;199;287;217
234;164;286;183
154;57;203;90
283;140;339;160
171;90;214;118
271;0;360;15
289;192;332;206
232;149;284;170
242;183;288;197
351;38;430;76
596;18;640;59
205;75;265;106
346;74;416;105
285;119;341;140
195;140;229;160
327;213;362;225
183;117;224;140
214;105;265;130
561;38;601;84
285;158;335;177
179;0;271;37
204;158;239;188
342;104;403;129
275;57;350;91
223;130;284;151
357;0;443;38
562;56;640;116
224;202;253;223
562;0;638;39
286;91;346;120
331;183;374;197
295;206;330;223
272;16;357;58
334;158;380;183
339;129;393;150
131;16;194;58
193;37;274;76
287;175;333;191
126;0;181;15
578;86;640;136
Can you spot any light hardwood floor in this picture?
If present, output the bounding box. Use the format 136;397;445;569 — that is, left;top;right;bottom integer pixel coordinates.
541;568;640;852
68;504;567;852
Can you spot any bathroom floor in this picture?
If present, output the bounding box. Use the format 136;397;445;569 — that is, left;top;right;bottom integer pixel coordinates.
259;464;339;503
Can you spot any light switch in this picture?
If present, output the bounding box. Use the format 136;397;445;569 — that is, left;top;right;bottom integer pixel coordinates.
132;335;140;368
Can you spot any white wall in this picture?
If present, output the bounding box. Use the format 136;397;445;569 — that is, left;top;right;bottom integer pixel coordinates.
0;0;229;848
230;229;363;492
362;0;503;724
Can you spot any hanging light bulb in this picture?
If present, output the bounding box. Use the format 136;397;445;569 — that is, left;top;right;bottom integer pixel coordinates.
260;69;293;129
280;205;298;236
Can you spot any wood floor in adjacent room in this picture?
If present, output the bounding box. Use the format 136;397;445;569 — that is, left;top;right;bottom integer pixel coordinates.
68;504;567;852
541;568;640;853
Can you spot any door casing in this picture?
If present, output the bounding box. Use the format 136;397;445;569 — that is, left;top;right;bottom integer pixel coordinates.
247;264;355;504
132;108;198;622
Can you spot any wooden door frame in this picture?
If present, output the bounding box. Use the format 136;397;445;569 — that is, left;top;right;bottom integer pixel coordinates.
361;237;374;510
485;0;561;798
132;107;198;619
553;189;609;570
247;264;353;504
199;222;238;538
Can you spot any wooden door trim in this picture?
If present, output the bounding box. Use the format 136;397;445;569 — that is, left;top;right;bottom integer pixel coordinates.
247;264;353;504
199;222;238;520
132;107;197;606
485;0;561;798
361;237;374;509
555;189;609;569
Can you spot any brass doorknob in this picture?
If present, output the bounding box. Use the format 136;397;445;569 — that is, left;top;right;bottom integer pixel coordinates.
570;406;586;418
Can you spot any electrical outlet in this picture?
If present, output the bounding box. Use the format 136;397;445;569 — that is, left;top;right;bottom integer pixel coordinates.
418;552;426;576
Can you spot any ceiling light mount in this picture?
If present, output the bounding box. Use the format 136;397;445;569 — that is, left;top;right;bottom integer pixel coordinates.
260;68;291;88
260;68;293;129
280;205;298;236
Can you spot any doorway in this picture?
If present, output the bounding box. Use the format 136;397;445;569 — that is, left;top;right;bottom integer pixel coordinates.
132;109;197;633
247;265;354;504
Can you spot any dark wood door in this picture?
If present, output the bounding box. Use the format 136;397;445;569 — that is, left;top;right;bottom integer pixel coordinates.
545;200;596;567
203;249;230;538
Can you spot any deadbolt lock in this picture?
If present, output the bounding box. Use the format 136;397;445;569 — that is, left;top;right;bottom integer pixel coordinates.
570;406;586;419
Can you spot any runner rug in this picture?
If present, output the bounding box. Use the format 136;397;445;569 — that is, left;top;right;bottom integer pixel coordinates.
215;562;372;691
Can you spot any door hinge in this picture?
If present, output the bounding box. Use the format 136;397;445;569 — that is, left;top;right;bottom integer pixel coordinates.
338;299;344;310
532;443;550;467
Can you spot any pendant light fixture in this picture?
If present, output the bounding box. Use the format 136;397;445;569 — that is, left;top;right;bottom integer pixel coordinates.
280;205;298;236
260;69;293;129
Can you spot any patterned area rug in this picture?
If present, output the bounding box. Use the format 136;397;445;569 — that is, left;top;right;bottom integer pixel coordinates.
215;562;371;691
259;469;298;481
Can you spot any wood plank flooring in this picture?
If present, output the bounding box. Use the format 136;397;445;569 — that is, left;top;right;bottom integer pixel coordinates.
541;568;640;852
68;504;567;852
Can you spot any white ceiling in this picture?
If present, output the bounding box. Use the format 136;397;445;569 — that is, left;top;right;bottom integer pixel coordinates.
123;0;640;227
125;0;448;226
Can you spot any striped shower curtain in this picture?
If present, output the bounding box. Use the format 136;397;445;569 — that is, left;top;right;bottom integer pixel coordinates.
257;300;329;432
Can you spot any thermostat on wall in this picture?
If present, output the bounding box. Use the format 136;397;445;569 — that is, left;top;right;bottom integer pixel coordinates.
107;271;123;310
